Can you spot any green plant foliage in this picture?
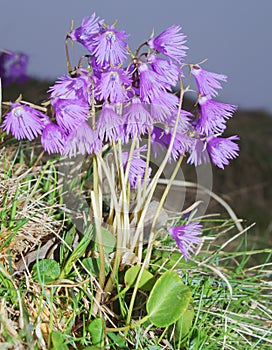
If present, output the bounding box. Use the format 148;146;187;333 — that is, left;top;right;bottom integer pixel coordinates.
124;265;155;291
173;306;194;342
59;224;94;278
96;226;117;254
32;258;60;284
50;331;69;350
147;270;192;327
88;318;104;347
82;257;100;277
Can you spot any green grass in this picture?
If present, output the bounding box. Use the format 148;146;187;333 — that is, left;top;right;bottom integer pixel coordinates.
0;142;271;349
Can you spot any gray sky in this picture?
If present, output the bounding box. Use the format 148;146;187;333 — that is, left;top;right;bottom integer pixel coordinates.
1;0;271;112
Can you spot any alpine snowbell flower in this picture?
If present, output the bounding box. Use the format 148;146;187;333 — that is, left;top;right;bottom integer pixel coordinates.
64;122;101;157
49;73;90;103
148;53;180;86
92;26;129;67
197;96;237;135
2;102;45;141
122;147;151;189
0;51;29;86
168;222;202;260
207;135;239;169
41;122;66;155
123;98;153;139
191;65;227;98
53;98;89;132
95;68;131;103
69;13;101;51
96;103;124;142
187;138;210;166
150;91;179;123
138;63;167;103
148;25;187;62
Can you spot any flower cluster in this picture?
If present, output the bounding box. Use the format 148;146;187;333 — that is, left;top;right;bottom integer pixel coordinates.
0;50;29;87
1;13;240;260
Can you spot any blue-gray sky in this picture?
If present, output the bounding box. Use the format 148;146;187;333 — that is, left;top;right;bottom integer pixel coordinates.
1;0;271;112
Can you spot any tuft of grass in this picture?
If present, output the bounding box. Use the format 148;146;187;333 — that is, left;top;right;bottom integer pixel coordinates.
0;143;271;349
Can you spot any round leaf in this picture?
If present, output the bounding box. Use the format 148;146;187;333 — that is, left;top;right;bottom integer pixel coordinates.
88;318;104;347
32;259;60;283
124;266;155;291
147;270;191;327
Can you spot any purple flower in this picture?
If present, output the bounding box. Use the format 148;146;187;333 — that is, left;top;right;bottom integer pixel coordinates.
123;98;153;140
167;108;193;133
0;51;29;86
207;135;239;169
151;92;179;123
151;126;193;161
187;138;210;166
191;65;227;98
138;63;168;103
69;13;101;51
92;26;129;67
53;98;89;132
96;103;124;142
197;96;237;135
147;53;180;86
122;147;151;189
2;102;45;141
41;122;66;155
95;68;131;103
148;25;187;62
168;222;202;260
64;122;101;157
48;73;90;103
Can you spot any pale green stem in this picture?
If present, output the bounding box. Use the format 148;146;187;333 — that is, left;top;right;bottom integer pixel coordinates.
126;83;185;326
91;155;108;315
144;155;184;267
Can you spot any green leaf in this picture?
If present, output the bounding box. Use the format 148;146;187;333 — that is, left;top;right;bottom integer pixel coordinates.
88;318;104;347
124;266;155;291
82;257;100;277
32;259;60;284
95;226;116;254
60;224;94;278
147;270;191;327
107;332;129;349
51;331;69;350
174;306;194;341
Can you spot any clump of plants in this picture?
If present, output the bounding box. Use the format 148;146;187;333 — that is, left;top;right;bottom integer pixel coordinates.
1;12;271;350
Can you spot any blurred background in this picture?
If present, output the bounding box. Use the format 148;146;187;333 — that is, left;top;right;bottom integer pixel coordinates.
1;0;272;251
